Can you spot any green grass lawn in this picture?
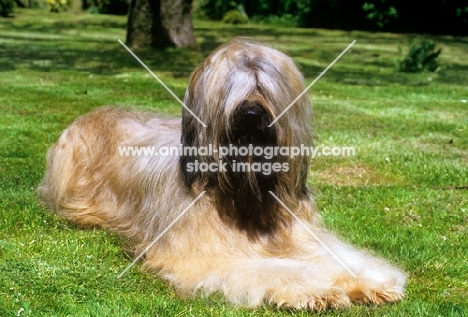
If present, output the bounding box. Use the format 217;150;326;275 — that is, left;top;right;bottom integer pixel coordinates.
1;8;467;317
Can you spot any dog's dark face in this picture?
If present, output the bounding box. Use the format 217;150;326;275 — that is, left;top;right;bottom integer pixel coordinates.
180;97;282;236
180;38;311;238
219;97;281;234
229;97;276;145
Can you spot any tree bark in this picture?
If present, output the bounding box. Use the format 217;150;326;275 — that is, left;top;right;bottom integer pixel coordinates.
126;0;197;49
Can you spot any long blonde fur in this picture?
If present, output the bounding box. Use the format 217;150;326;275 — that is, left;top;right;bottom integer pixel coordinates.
37;38;406;310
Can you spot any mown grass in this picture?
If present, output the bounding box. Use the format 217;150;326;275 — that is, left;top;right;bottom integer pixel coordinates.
1;8;467;317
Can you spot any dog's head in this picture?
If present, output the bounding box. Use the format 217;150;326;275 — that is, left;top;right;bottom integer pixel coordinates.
180;38;312;237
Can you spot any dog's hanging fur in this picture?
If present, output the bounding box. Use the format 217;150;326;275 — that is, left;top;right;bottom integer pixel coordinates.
38;38;406;310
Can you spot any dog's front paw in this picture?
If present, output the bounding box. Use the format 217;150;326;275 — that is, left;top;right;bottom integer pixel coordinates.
268;287;351;311
338;276;406;305
347;284;404;304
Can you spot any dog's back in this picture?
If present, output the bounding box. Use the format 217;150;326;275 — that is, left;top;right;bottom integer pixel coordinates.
37;107;182;240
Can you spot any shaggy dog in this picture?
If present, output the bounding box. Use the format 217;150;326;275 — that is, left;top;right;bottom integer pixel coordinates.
37;38;406;310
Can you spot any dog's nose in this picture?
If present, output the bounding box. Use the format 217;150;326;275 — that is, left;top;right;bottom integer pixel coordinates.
244;106;264;118
241;104;267;125
230;99;275;143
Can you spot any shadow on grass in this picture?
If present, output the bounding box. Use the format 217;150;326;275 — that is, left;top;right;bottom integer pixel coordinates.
0;40;205;75
2;16;315;75
1;11;467;86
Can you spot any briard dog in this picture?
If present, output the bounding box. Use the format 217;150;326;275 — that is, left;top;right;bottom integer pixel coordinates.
38;38;406;310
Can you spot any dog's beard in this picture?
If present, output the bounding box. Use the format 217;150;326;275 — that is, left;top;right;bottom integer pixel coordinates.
180;97;289;237
217;97;281;235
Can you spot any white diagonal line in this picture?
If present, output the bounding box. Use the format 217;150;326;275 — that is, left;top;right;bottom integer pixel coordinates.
268;40;356;127
268;191;357;278
117;39;207;128
117;191;206;279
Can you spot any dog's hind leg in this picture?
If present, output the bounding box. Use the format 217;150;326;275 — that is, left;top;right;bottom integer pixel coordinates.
37;107;144;229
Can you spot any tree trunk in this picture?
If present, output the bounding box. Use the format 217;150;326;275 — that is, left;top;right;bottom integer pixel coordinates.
126;0;197;49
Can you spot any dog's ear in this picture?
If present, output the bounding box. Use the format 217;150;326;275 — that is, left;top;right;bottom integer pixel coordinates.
180;111;200;187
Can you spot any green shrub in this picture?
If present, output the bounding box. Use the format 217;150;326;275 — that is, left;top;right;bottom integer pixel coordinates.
396;37;442;72
0;0;14;17
222;9;248;24
250;14;299;27
86;5;100;14
362;0;398;28
199;0;234;20
47;0;70;12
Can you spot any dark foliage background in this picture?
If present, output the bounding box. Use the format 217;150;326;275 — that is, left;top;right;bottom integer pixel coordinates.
200;0;468;35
